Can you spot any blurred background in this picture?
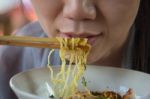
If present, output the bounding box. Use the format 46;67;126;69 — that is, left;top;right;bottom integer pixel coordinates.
0;0;37;36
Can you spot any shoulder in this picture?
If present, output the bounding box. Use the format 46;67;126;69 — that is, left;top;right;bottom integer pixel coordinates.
0;45;23;71
15;21;45;37
0;21;45;60
0;21;45;68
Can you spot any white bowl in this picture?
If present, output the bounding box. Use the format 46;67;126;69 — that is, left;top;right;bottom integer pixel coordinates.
10;65;150;99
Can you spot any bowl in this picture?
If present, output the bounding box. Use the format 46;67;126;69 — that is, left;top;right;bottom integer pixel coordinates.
10;65;150;99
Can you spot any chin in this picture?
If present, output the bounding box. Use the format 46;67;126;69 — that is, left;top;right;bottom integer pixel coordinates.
87;55;99;65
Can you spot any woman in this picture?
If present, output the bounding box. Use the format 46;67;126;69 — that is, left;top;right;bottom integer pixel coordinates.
0;0;149;99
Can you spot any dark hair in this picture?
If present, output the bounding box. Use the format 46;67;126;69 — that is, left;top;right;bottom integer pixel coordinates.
131;0;150;73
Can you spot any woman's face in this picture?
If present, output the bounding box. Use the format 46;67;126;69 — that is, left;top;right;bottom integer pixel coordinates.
31;0;140;64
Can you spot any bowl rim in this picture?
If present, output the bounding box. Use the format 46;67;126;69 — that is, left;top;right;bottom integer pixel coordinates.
9;65;150;98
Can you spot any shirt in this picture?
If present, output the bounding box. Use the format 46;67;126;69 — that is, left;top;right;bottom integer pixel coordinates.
0;21;61;99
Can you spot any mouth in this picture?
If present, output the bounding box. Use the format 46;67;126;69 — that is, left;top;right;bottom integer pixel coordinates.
58;31;103;45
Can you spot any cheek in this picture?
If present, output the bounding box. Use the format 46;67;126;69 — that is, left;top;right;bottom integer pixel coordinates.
96;0;139;32
31;0;63;37
95;0;139;49
87;30;128;64
105;4;139;48
32;0;62;18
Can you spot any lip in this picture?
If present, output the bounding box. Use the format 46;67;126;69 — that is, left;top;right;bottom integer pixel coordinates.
87;36;97;45
87;33;102;45
58;31;103;45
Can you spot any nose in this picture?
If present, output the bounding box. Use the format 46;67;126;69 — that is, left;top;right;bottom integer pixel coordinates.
63;0;96;21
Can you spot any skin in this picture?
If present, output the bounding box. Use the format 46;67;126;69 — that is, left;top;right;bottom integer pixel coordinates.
31;0;140;67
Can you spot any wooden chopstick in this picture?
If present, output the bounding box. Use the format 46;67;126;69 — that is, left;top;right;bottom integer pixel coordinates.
0;36;60;49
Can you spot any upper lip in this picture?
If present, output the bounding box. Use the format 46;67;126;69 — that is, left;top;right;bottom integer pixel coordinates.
59;31;102;38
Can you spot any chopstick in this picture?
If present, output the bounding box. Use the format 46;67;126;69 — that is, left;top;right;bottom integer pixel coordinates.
0;36;60;49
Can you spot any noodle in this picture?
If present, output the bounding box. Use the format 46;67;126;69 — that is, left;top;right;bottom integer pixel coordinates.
47;37;91;99
47;37;135;99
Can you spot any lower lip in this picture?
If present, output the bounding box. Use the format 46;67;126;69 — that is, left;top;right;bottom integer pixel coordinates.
87;34;102;45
